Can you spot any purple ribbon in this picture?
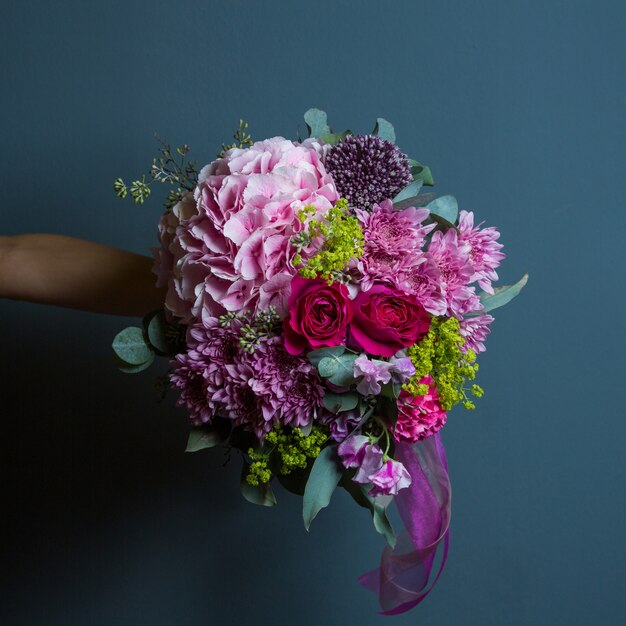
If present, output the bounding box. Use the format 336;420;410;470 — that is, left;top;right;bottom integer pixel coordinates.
359;432;451;615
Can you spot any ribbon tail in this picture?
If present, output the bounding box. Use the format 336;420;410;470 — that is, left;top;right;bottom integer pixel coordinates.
359;432;452;615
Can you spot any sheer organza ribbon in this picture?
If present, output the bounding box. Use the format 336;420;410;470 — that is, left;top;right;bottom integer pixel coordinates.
359;432;451;615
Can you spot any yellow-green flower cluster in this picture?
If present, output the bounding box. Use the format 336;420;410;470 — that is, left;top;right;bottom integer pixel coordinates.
265;425;328;475
294;198;364;283
246;449;272;486
403;317;483;411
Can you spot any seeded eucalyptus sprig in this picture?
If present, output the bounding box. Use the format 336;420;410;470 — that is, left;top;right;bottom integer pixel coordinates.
218;306;281;353
113;136;199;210
218;119;253;157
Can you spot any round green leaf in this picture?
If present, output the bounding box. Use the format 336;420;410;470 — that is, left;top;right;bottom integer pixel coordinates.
112;326;153;365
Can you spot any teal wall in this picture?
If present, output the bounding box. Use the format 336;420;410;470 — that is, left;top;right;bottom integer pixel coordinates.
2;1;625;624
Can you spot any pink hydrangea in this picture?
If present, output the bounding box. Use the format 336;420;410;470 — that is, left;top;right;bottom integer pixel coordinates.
394;377;448;443
457;210;505;294
153;137;340;324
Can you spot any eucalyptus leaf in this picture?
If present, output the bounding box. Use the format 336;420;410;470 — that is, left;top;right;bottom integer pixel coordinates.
427;195;459;224
307;346;346;367
341;477;396;548
372;117;396;143
393;179;423;204
304;108;331;138
319;130;352;146
145;309;172;356
112;352;154;374
303;445;343;530
470;273;529;315
393;192;437;211
185;424;229;452
318;353;359;387
323;392;359;414
408;159;434;186
240;462;277;507
112;326;153;365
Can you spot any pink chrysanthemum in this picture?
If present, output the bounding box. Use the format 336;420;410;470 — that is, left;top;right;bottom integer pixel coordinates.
460;313;494;354
394;254;448;316
393;377;448;443
457;210;505;294
427;228;481;317
356;200;434;290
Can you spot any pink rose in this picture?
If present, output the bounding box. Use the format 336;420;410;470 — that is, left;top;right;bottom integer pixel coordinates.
283;275;353;355
349;285;431;357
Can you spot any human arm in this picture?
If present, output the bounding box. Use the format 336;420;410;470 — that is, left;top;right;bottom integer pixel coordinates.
0;234;166;317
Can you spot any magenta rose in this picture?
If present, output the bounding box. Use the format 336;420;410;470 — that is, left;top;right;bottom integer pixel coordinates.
349;285;431;357
283;275;353;355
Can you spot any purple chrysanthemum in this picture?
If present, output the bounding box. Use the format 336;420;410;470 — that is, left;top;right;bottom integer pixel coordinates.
459;314;494;354
324;135;412;210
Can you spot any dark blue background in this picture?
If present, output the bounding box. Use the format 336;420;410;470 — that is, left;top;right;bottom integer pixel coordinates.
2;1;625;624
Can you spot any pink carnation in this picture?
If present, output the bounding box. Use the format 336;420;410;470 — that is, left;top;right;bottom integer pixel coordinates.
394;377;448;443
154;137;339;324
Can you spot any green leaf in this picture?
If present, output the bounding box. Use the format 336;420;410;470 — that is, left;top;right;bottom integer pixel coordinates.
393;192;437;211
112;352;154;374
318;353;358;386
427;195;458;224
393;179;423;204
304;108;331;138
307;345;345;367
340;477;396;548
185;424;229;452
240;462;277;507
112;326;153;365
408;159;434;185
319;130;352;145
303;445;343;530
145;309;171;356
323;391;359;414
372;117;396;143
471;273;529;315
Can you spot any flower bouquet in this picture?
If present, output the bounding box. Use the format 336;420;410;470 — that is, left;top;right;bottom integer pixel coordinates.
112;109;526;614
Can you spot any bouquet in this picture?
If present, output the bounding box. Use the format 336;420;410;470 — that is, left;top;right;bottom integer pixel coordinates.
112;109;526;614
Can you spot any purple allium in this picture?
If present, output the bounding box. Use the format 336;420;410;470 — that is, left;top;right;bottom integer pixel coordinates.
324;135;412;210
356;200;434;290
460;313;494;354
457;211;505;294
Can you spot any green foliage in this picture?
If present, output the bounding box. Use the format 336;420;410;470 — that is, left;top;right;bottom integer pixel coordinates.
372;117;396;143
186;422;231;452
323;391;359;414
294;198;364;283
306;345;346;366
218;119;253;157
304;108;331;137
393;179;423;204
404;317;480;411
473;273;529;315
427;195;459;224
302;444;343;530
317;352;359;387
408;159;434;186
112;326;154;367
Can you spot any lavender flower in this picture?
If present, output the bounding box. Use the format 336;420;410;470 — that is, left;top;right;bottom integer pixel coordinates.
324;135;412;210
